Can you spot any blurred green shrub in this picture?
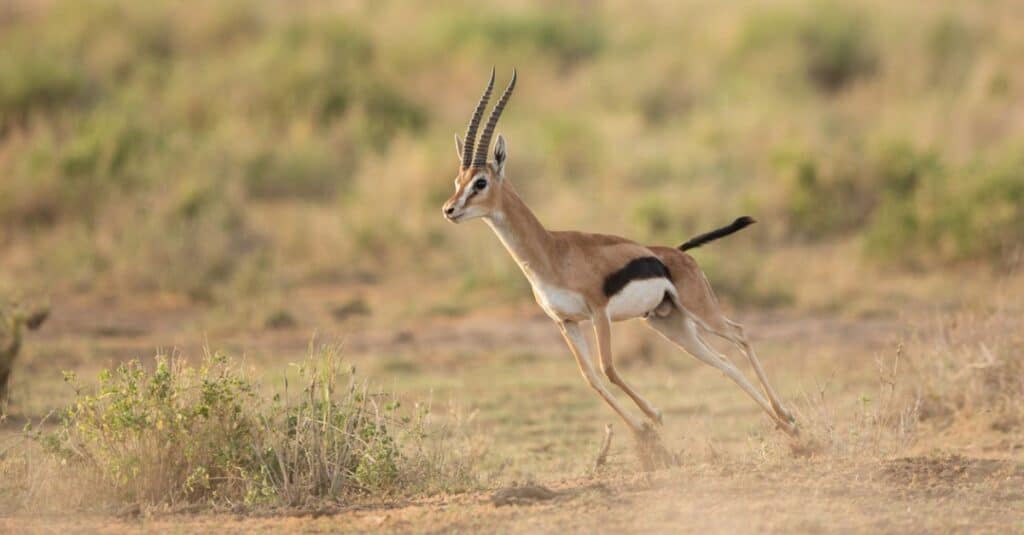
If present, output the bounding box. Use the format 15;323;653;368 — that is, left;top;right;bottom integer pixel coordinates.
865;151;1024;265
244;138;349;200
0;50;85;126
798;5;878;92
0;0;1021;305
0;2;424;224
737;4;877;93
779;148;878;239
440;11;605;69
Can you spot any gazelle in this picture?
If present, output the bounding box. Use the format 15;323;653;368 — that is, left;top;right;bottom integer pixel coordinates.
443;69;798;437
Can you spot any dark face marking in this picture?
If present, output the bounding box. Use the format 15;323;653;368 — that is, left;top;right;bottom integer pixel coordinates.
602;257;672;298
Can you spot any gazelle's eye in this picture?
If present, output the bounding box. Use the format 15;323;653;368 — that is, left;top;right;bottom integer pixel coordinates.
473;178;487;190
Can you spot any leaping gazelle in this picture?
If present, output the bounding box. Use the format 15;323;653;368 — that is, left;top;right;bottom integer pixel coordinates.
443;69;798;437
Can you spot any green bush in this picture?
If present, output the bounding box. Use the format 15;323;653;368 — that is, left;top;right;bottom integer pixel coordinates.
798;5;878;92
780;150;877;240
865;153;1024;264
441;11;605;68
736;4;877;93
42;355;263;506
36;347;475;509
0;50;85;126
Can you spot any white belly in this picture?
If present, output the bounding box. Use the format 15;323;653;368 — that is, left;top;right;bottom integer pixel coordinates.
607;278;675;321
529;277;675;322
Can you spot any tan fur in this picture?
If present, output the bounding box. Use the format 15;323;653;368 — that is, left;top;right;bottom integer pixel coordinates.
444;116;797;437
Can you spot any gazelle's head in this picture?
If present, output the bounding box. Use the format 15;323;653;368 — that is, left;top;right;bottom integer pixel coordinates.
443;68;516;223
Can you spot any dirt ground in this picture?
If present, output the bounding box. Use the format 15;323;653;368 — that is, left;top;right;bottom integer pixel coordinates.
3;281;1023;533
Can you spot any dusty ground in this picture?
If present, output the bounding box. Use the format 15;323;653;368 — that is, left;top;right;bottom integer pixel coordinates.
2;282;1023;533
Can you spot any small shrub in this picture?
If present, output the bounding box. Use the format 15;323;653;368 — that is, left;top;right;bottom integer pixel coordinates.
798;5;878;93
780;150;877;240
735;4;877;93
243;140;348;201
0;49;85;126
43;355;263;506
34;347;476;510
264;309;297;329
441;11;605;69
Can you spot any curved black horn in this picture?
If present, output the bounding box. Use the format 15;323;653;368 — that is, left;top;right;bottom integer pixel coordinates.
473;69;516;167
462;67;495;169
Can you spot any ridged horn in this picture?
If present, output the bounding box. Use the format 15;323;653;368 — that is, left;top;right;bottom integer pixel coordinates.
461;67;495;169
473;69;516;167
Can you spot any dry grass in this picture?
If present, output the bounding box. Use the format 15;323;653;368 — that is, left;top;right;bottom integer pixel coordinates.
910;305;1024;433
2;345;478;515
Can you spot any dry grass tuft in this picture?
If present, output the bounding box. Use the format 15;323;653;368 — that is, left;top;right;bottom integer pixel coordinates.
5;345;478;514
909;307;1024;432
779;344;920;461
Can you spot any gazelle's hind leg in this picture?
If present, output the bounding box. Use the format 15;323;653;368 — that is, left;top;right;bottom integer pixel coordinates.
645;308;797;435
717;319;795;425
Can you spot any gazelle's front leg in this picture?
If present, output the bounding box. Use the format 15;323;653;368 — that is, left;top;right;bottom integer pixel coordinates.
592;308;663;425
558;320;644;433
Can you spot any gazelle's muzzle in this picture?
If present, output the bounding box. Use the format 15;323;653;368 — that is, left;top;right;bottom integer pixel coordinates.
442;198;463;222
442;180;473;222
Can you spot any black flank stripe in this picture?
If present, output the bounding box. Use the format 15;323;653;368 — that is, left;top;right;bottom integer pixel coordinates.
602;257;672;298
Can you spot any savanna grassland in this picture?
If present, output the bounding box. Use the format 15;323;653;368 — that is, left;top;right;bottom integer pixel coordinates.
1;0;1023;532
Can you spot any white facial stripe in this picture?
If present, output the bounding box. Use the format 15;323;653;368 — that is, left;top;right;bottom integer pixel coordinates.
455;174;485;209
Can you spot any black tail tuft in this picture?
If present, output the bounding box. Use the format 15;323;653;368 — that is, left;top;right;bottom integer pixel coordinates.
679;216;756;251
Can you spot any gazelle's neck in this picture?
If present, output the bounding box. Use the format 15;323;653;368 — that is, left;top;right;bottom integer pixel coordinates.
484;183;556;279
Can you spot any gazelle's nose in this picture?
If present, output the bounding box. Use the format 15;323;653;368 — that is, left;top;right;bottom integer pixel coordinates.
444;206;456;216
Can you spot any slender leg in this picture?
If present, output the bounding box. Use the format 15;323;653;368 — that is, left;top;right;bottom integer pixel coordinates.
722;319;795;424
559;320;644;432
592;308;663;425
646;311;796;434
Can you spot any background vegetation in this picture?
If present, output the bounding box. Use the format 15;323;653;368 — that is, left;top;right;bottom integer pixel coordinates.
0;1;1023;524
1;0;1021;312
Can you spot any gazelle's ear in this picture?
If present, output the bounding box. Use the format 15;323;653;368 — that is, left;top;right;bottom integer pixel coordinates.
454;134;464;164
493;134;508;177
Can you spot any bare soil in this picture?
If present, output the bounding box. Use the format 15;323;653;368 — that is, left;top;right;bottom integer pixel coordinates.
3;286;1023;533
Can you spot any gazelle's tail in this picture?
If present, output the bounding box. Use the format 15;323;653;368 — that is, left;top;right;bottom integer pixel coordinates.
679;216;756;251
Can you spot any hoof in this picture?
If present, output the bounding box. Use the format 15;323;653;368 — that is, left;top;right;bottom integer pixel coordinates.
773;405;797;426
776;419;800;437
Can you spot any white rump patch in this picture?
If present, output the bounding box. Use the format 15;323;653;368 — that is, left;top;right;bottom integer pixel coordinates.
607;278;675;321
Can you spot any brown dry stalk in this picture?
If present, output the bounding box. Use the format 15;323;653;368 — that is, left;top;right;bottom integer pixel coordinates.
593;423;613;471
